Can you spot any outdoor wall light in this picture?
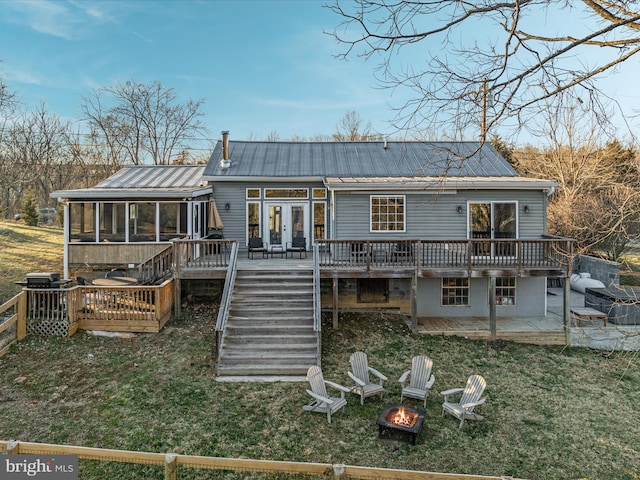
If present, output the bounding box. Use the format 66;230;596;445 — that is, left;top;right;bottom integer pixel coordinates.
225;203;231;211
523;205;530;213
456;206;463;214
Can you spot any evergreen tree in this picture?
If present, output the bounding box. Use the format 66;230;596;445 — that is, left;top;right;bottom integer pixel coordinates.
21;191;39;226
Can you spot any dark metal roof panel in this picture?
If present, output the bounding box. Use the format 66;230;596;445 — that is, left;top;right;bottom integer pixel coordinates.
203;141;518;178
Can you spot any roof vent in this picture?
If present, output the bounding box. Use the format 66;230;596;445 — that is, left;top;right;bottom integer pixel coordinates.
384;139;388;149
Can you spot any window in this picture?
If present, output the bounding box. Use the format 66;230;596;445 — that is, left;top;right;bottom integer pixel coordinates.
265;188;308;199
313;202;326;241
496;277;516;306
371;195;405;232
312;188;327;199
247;202;260;240
442;278;469;306
70;202;96;242
246;188;261;199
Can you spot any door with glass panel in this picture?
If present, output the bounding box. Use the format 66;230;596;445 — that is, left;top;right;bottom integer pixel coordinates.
468;202;517;257
265;203;307;247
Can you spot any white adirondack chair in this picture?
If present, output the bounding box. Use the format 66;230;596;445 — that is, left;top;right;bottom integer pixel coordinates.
302;366;350;424
398;355;435;408
348;351;388;405
441;374;487;428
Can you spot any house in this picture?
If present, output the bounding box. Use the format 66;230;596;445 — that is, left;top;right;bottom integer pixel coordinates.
202;132;572;323
50;133;574;377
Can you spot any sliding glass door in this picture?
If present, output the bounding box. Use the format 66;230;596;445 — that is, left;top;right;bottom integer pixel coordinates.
469;202;517;256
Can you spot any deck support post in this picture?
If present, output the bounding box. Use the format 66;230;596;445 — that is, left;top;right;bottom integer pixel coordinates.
174;277;181;319
332;276;339;329
411;272;418;333
489;277;497;339
563;275;571;345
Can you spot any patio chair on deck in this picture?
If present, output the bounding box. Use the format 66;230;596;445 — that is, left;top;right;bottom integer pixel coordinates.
441;374;486;428
286;237;307;259
348;351;387;405
303;366;350;424
399;354;435;408
392;241;414;263
248;237;268;259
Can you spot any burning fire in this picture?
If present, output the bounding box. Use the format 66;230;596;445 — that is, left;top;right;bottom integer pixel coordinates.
389;407;416;428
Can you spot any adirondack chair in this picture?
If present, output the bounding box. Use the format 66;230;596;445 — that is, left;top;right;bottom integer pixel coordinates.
302;366;350;424
441;374;487;428
398;355;435;408
348;351;388;405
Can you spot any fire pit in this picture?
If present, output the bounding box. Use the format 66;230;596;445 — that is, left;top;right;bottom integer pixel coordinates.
376;404;425;445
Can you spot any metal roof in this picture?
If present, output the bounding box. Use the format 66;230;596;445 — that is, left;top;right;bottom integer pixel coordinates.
51;165;212;200
202;141;519;179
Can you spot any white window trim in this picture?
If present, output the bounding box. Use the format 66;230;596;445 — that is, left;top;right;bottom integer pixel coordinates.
369;194;406;233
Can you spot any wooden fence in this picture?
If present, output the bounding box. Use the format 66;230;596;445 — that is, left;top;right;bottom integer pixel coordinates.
0;293;26;357
0;440;521;480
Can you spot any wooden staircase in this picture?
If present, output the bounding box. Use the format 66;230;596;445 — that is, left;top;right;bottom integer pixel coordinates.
215;268;319;381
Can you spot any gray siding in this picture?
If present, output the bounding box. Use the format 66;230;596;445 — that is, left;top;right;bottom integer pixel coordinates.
416;277;547;317
212;181;327;247
334;190;550;240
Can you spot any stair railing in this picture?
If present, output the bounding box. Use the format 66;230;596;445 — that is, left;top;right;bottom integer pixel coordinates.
313;243;322;366
214;241;238;367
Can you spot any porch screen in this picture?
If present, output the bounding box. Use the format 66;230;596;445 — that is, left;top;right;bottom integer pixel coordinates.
99;203;126;242
70;202;96;242
129;202;156;242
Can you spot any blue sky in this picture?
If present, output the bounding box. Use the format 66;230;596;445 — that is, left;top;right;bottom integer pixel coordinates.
0;0;395;145
0;0;639;147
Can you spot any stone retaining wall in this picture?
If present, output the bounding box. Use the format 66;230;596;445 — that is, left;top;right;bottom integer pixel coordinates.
573;254;619;287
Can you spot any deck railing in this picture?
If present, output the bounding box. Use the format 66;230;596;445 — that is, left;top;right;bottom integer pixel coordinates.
312;243;322;365
137;244;173;284
0;293;26;357
215;242;238;366
12;281;174;336
173;239;235;271
317;238;574;275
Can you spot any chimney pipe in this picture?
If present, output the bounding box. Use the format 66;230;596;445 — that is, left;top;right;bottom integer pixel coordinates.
222;131;229;160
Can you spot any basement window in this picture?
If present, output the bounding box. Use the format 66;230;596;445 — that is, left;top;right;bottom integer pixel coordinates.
442;278;469;306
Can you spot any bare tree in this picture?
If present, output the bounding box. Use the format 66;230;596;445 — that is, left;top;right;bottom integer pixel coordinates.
327;1;640;140
81;80;207;165
333;110;375;140
0;76;20;217
513;99;640;261
3;104;72;212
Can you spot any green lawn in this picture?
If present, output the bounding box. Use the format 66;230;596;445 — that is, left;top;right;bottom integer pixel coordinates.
0;222;638;479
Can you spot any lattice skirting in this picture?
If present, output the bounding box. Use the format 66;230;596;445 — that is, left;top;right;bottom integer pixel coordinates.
27;319;75;337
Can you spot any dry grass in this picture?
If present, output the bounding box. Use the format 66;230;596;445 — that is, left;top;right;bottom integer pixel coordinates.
1;308;638;479
0;222;639;479
0;221;64;302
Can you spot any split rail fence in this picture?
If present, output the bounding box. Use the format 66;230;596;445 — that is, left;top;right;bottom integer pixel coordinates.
0;440;521;480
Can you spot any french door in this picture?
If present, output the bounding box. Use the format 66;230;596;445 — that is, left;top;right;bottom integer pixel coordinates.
468;202;517;257
264;202;308;247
